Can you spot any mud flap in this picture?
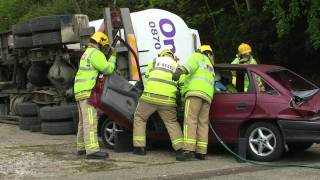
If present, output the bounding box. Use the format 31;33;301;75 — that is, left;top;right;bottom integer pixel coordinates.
101;73;142;123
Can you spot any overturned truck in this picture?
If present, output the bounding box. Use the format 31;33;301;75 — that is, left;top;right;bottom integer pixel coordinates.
0;8;200;140
0;14;92;133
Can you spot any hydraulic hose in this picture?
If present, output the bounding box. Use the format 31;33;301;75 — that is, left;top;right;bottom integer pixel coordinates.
208;121;320;169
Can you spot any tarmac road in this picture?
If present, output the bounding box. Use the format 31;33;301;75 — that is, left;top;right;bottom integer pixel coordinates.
1;123;320;180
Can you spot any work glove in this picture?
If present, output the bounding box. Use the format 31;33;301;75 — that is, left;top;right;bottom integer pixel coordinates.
111;47;116;56
172;68;183;81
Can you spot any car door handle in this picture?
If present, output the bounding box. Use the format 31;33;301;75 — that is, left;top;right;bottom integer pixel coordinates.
236;103;248;110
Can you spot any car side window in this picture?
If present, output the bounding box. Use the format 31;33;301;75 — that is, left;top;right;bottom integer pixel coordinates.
253;73;279;95
215;69;250;94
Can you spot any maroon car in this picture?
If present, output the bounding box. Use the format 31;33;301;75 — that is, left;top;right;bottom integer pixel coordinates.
90;64;320;162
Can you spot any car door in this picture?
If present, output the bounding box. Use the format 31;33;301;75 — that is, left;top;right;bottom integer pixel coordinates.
210;68;256;143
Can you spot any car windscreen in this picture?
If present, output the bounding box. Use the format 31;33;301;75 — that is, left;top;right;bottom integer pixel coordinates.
267;69;319;99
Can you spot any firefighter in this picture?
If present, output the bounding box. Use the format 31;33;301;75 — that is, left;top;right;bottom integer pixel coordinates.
133;49;184;157
74;32;116;159
172;45;215;161
231;43;257;65
231;43;258;92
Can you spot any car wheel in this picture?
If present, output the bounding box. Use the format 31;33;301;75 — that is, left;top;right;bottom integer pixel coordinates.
287;142;313;153
101;119;123;149
245;122;284;162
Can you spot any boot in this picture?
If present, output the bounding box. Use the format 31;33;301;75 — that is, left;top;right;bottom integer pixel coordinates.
175;149;183;156
133;147;146;155
176;150;194;161
86;151;109;159
195;153;206;160
77;150;86;156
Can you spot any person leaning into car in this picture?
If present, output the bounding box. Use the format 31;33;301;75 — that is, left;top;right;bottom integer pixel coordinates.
74;32;116;159
132;49;184;158
172;45;215;161
231;43;259;92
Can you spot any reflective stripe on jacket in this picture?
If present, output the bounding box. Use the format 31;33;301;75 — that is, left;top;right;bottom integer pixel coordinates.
142;56;178;105
181;52;215;101
74;47;116;100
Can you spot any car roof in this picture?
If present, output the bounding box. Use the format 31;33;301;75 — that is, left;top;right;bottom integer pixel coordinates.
215;63;285;73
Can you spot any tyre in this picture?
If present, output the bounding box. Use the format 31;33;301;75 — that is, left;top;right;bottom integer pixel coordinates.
41;121;75;135
10;95;25;116
27;62;50;86
101;119;124;149
32;31;62;46
40;104;77;121
30;15;73;32
0;103;9;116
0;67;7;81
287;142;313;153
30;124;41;132
16;67;27;89
245;122;284;162
13;36;33;49
19;116;40;130
72;110;79;133
16;102;38;117
12;22;32;35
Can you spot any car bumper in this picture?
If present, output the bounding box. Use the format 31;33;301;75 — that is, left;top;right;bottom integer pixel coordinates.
278;120;320;143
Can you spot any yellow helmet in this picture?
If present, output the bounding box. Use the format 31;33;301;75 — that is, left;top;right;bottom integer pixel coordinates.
238;43;252;55
200;45;213;54
159;49;174;57
90;32;109;46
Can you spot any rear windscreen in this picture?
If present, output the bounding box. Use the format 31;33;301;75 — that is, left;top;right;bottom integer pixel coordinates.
267;69;317;92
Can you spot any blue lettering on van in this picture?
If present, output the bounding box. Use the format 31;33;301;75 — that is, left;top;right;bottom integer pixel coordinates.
148;18;177;53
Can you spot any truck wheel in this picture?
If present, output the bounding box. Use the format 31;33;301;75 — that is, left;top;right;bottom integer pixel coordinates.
14;36;33;49
32;31;62;46
287;142;313;153
0;103;9;115
19;116;40;130
101;119;123;149
16;67;27;88
245;122;284;162
40;104;77;121
10;95;25;115
27;62;50;86
72;110;79;134
12;22;32;35
30;15;73;32
41;121;75;135
30;124;42;132
16;102;39;117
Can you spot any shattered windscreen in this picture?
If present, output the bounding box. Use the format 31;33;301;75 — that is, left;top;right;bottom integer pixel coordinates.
267;69;319;99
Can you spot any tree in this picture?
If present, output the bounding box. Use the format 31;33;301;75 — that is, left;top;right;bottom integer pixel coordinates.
0;0;319;84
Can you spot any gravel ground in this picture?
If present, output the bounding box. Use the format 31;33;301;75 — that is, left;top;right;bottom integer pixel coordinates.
1;123;320;180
